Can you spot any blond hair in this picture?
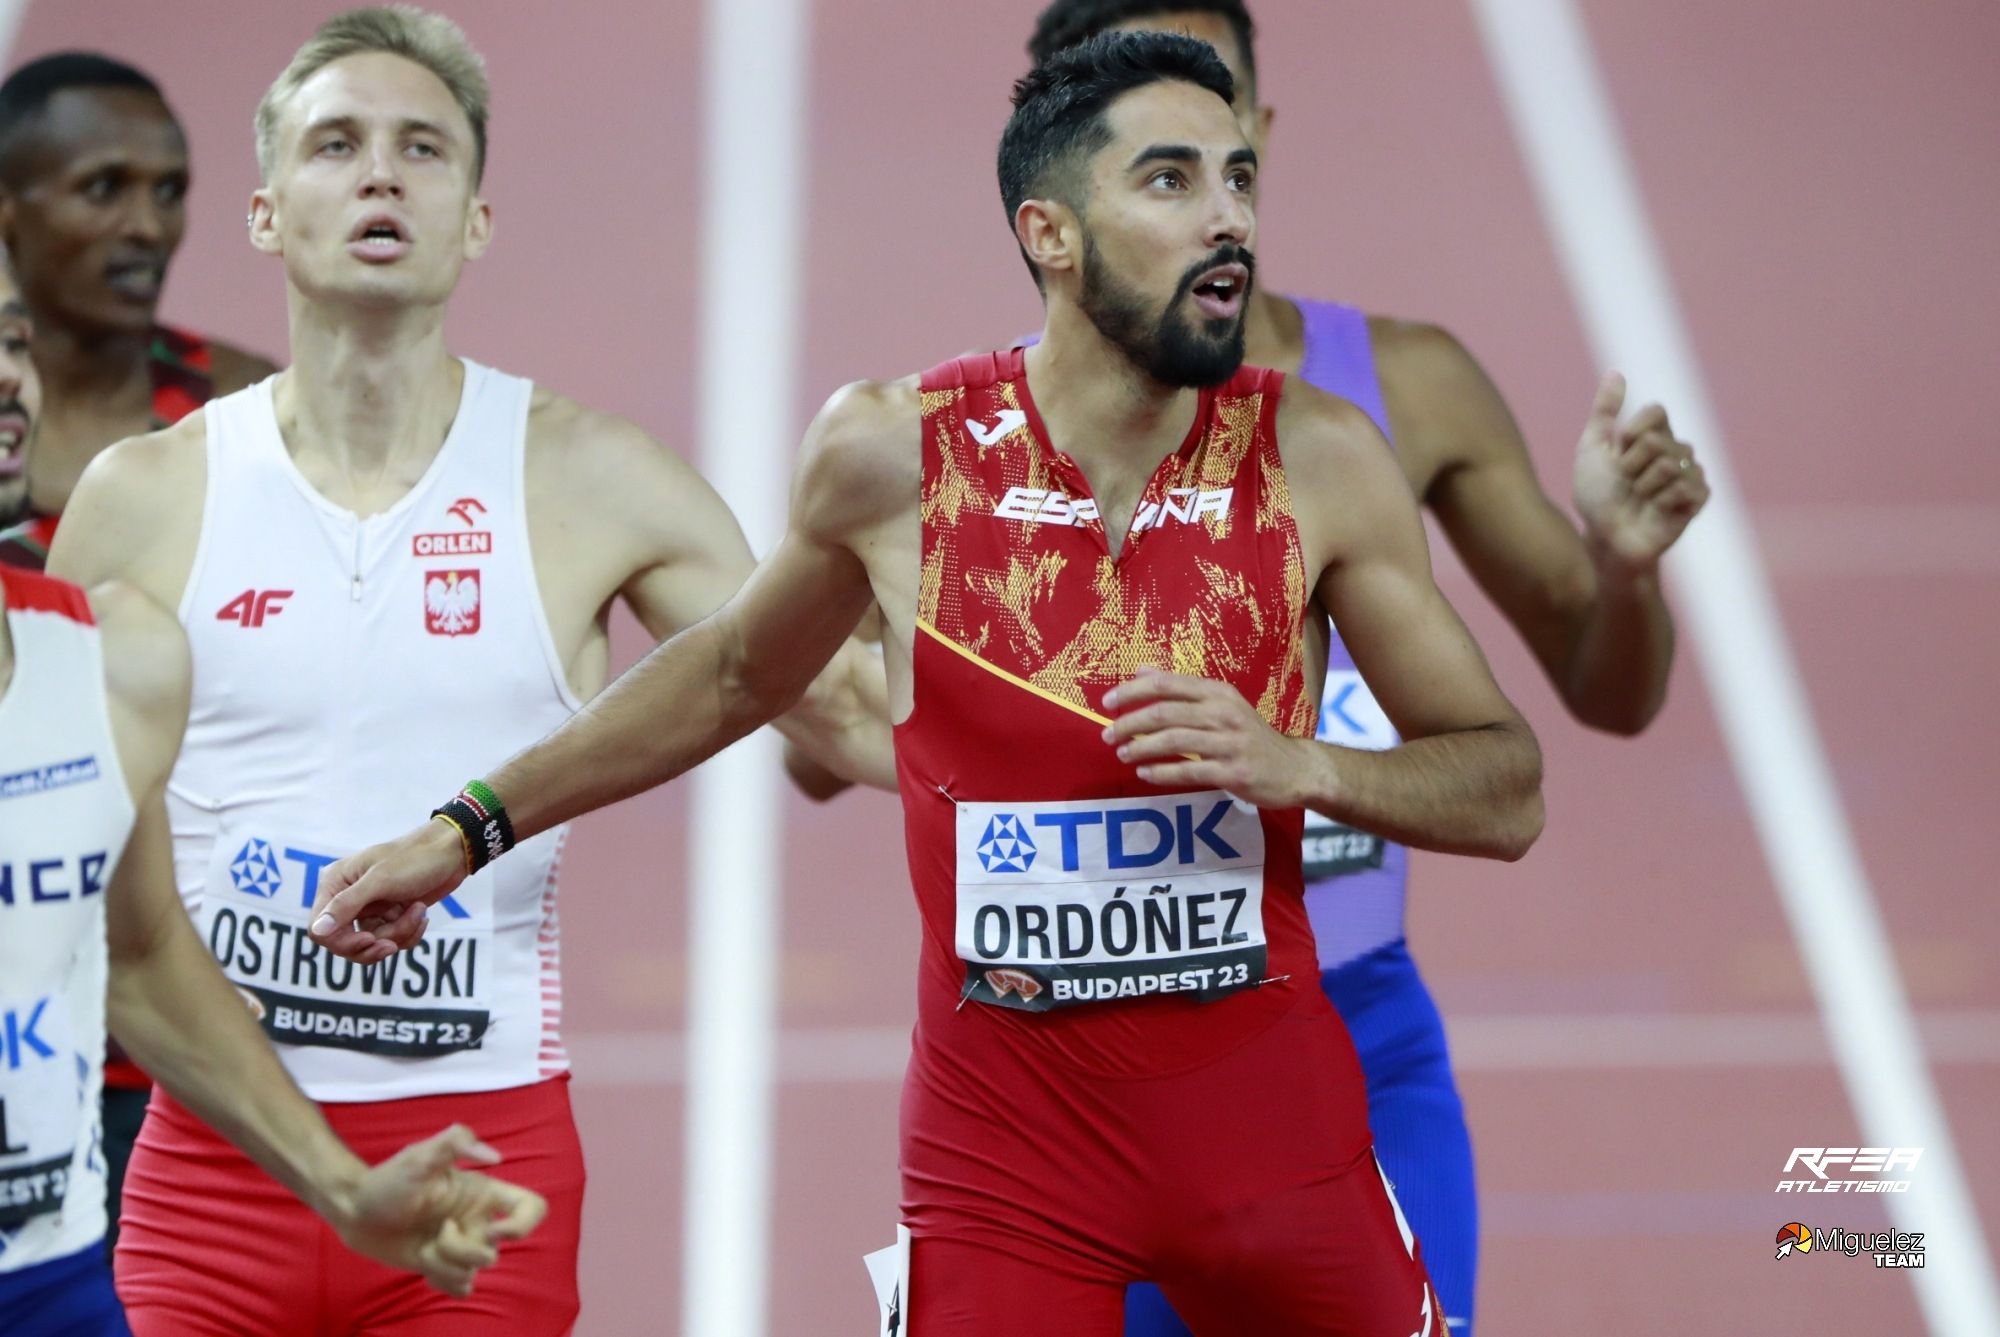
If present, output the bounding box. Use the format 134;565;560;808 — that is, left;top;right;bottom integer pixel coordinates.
255;5;490;184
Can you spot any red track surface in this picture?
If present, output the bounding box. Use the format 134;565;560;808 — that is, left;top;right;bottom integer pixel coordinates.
20;1;1997;1330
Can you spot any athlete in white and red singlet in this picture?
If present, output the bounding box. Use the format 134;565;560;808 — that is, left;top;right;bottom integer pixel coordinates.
310;34;1546;1333
50;9;882;1335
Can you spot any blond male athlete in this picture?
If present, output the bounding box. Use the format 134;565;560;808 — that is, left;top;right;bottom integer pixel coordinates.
52;7;881;1333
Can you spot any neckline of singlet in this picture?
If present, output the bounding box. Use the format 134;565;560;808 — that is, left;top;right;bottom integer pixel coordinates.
250;358;485;530
1002;345;1216;566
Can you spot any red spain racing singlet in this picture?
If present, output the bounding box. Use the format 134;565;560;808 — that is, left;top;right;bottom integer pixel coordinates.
895;347;1324;1080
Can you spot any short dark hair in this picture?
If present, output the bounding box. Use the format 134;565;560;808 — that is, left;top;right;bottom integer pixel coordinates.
1028;0;1256;93
0;52;168;182
998;30;1236;285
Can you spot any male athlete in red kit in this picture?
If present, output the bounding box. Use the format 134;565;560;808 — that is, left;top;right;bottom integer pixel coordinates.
309;33;1543;1333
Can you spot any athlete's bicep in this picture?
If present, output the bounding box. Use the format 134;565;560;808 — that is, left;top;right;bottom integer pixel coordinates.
567;412;762;643
716;526;876;709
711;380;907;707
618;473;758;643
1307;425;1521;744
1429;452;1594;683
1385;324;1593;678
91;582;191;800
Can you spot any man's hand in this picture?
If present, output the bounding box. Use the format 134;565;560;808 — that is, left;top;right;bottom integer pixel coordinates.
1103;669;1319;808
331;1123;548;1298
1571;372;1710;571
308;819;467;960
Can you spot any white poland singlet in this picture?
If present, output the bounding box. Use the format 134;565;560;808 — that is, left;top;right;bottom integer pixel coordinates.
169;362;581;1103
0;568;134;1270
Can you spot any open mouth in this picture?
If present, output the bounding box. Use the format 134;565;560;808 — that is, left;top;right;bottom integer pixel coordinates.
104;261;164;302
1189;263;1249;320
349;215;413;261
0;411;27;478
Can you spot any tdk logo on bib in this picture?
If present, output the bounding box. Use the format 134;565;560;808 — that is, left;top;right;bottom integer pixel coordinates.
224;835;467;919
976;815;1037;873
977;801;1243;875
230;839;284;898
955;792;1268;1013
205;832;487;1060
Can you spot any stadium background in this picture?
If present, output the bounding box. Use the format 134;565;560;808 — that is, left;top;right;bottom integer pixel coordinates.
11;0;1997;1331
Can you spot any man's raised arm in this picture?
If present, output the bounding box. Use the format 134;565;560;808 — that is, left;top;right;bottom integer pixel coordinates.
308;382;903;956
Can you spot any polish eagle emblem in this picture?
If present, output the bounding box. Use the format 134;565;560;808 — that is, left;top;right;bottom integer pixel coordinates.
424;569;482;636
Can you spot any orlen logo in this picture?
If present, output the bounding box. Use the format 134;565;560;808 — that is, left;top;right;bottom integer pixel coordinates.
216;589;292;628
412;532;492;557
446;497;486;527
990;799;1242;875
1778;1147;1922;1193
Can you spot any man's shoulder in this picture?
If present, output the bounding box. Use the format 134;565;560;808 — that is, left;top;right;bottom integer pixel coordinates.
87;412;209;492
812;376;920;448
1361;314;1493;403
1273;373;1412;538
803;376;922;480
523;384;691;495
50;416;207;582
782;377;922;544
1276;373;1391;459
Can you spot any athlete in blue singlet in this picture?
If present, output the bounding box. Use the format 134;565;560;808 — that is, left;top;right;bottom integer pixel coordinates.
1005;7;1708;1334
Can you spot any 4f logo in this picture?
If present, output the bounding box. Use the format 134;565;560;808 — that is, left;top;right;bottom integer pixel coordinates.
216;589;292;628
447;497;486;527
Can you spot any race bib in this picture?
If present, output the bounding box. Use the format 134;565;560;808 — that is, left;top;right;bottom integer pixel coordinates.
198;823;492;1058
862;1224;912;1336
954;791;1266;1011
0;994;81;1231
1304;667;1398;879
1316;667;1399;752
1300;818;1387;880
